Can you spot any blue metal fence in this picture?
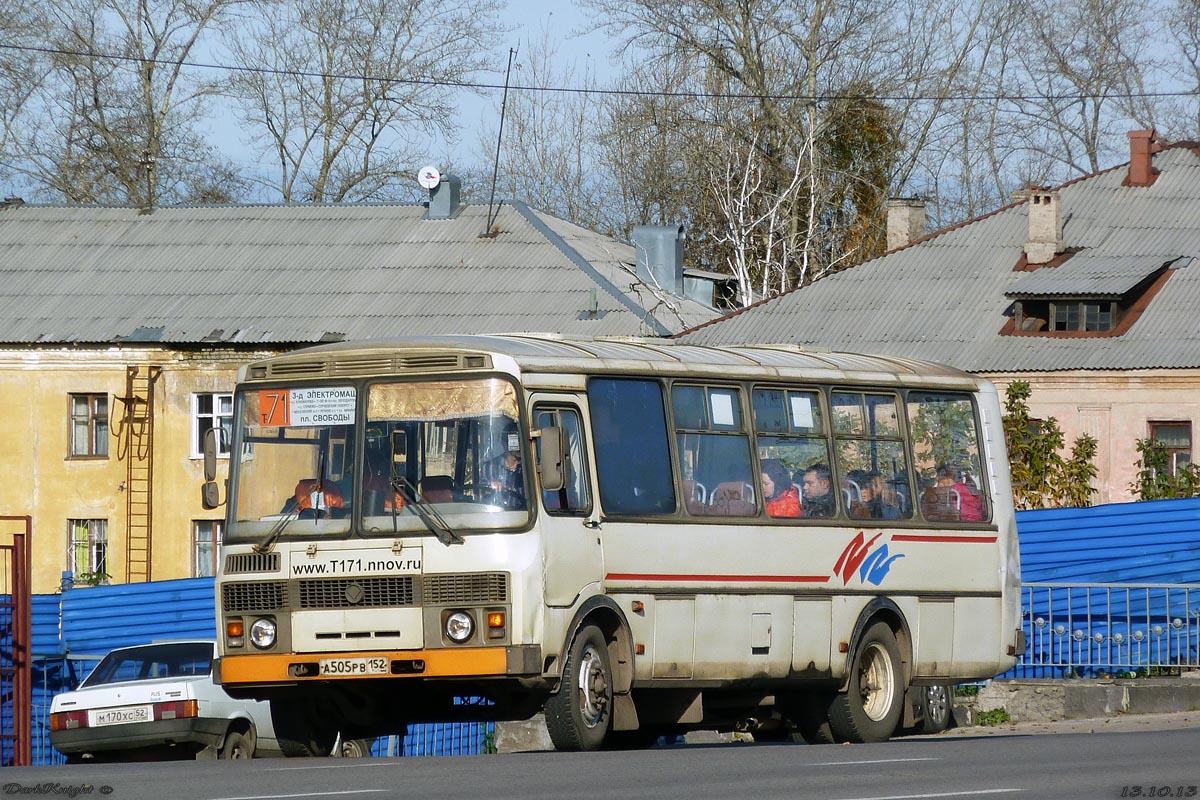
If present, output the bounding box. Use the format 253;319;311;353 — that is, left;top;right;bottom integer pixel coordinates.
1006;498;1200;679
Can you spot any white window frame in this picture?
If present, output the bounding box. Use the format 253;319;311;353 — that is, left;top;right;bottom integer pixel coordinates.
68;519;108;580
192;519;223;578
192;392;234;459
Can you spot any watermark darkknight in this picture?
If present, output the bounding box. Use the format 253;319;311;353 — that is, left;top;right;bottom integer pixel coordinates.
3;784;114;797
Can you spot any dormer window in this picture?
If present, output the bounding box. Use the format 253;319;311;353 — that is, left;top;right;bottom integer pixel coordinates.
1013;299;1118;332
1003;254;1188;337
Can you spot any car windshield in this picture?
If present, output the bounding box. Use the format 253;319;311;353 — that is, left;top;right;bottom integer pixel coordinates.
82;642;213;687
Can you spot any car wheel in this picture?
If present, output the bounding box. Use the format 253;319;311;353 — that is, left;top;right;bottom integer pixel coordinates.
339;738;374;758
827;622;904;744
544;624;613;751
221;729;254;760
919;683;955;733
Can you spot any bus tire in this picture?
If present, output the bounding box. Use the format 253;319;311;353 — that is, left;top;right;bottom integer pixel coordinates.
545;624;612;751
828;622;904;743
793;690;839;745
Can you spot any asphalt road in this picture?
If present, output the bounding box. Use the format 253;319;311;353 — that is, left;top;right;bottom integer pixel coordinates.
8;716;1200;800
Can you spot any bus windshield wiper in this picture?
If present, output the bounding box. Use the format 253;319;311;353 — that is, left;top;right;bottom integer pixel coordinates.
390;475;464;547
253;510;298;554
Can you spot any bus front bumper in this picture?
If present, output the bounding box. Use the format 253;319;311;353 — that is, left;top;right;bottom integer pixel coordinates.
217;645;541;686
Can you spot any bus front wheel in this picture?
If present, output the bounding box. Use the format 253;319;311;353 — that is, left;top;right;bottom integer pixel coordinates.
828;622;904;743
545;624;612;751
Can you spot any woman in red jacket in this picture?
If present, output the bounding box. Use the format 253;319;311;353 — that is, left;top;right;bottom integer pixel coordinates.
761;458;802;518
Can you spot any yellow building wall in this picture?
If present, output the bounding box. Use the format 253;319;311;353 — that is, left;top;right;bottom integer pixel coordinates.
0;346;276;593
986;370;1200;505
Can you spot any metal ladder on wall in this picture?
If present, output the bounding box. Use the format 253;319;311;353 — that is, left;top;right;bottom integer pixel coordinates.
117;365;161;583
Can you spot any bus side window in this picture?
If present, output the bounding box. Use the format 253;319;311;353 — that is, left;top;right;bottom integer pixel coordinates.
588;378;676;515
536;407;591;514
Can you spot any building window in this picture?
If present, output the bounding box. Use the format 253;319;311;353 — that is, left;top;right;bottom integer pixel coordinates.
193;393;233;458
69;519;108;582
192;520;222;577
1051;300;1116;332
1150;422;1192;476
70;394;109;457
1011;299;1120;333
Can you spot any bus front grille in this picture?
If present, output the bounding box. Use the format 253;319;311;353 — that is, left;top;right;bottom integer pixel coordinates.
424;573;508;604
224;552;281;574
298;576;417;609
222;581;287;612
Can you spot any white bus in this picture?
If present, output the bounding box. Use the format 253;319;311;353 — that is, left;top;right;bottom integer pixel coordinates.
205;334;1022;754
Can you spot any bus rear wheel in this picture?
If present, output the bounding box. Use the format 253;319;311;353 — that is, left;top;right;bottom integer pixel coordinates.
545;624;612;751
828;622;904;743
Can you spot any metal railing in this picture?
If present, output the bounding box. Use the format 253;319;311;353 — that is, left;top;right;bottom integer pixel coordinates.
1011;582;1200;679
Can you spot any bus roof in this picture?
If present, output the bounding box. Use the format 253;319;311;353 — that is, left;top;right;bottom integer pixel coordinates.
241;334;985;390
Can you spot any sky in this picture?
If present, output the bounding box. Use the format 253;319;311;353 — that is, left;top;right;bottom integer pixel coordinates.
204;0;624;196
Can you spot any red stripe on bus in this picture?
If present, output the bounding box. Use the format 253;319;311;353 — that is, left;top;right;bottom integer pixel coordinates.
890;534;998;543
605;573;829;583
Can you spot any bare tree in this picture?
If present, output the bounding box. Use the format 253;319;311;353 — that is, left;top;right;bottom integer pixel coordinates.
0;0;52;178
473;27;612;230
226;0;504;203
5;0;247;205
1008;0;1158;176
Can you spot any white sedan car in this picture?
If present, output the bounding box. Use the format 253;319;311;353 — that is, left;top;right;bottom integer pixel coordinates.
50;640;282;762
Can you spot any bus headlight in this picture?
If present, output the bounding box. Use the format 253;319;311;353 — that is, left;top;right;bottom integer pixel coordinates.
249;617;277;650
445;612;474;643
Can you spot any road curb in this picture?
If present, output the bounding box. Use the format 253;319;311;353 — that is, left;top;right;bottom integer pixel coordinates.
961;678;1200;724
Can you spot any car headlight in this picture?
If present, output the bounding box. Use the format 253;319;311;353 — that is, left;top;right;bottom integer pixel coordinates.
445;612;474;643
249;617;277;649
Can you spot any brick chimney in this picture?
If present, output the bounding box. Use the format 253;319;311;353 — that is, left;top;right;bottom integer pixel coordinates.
886;198;926;250
1125;129;1159;187
1023;189;1062;265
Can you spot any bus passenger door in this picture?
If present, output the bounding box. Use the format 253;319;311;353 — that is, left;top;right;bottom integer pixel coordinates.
531;399;602;607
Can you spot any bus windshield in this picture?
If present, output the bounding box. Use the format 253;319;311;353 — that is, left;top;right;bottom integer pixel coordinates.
229;386;358;540
225;377;531;542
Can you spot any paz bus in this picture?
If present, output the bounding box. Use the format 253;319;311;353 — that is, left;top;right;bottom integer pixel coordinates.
204;334;1022;753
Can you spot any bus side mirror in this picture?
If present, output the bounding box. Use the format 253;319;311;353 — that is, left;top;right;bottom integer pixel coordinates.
538;425;565;492
201;428;224;509
201;481;222;510
203;428;220;481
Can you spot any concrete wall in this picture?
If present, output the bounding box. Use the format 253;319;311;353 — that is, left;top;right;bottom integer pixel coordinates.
0;346;274;592
987;370;1200;505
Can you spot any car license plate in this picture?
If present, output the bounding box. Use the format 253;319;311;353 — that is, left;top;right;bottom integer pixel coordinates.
318;657;389;676
89;705;153;727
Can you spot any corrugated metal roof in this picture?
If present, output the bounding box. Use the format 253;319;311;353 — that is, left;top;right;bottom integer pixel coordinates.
1005;253;1173;297
682;145;1200;372
0;200;718;345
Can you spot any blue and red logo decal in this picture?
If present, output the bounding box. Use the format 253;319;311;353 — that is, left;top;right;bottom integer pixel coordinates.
834;531;905;586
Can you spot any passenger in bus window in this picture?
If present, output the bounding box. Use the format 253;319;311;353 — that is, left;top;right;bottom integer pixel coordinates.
848;470;902;521
801;463;836;518
482;420;526;509
761;459;802;518
922;464;983;521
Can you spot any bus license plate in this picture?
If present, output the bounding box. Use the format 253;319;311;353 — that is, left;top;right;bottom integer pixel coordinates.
318;657;389;676
89;705;153;727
